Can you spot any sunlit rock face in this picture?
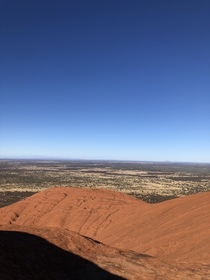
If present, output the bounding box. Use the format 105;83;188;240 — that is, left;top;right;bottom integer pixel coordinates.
0;187;210;279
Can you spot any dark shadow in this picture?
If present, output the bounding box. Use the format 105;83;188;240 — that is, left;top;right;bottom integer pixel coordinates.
0;230;125;280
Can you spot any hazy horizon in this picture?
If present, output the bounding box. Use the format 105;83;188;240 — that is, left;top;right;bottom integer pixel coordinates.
0;156;209;165
1;1;209;162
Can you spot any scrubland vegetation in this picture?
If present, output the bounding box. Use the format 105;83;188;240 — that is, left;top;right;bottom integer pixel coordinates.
0;160;209;207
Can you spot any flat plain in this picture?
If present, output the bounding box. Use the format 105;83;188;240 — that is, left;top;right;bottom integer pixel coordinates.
0;159;210;207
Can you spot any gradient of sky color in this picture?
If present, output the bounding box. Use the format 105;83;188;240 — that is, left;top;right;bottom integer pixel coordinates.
0;0;210;162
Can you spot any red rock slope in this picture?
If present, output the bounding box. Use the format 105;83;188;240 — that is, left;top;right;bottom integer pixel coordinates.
2;224;210;280
0;187;210;265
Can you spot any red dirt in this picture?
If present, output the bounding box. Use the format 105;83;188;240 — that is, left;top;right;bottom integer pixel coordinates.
0;187;210;279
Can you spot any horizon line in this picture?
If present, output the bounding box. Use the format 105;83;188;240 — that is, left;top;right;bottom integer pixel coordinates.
0;156;209;165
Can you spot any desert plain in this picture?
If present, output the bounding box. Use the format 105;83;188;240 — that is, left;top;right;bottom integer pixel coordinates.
0;159;210;206
0;159;210;279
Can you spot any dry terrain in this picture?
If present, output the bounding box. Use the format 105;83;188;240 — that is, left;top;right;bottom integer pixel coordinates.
0;187;210;279
0;159;210;206
0;160;210;279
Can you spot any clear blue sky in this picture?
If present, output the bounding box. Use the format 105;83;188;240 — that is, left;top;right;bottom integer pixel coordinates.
0;0;209;162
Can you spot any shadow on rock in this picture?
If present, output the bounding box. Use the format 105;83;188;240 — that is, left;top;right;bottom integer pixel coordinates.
0;230;125;280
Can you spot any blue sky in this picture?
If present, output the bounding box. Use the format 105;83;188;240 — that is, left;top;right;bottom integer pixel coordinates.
0;0;210;162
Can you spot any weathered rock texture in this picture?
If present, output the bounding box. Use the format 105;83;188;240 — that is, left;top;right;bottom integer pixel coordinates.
0;187;210;279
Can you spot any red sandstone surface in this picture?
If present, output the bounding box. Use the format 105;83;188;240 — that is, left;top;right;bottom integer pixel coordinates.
0;187;210;279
